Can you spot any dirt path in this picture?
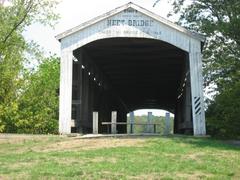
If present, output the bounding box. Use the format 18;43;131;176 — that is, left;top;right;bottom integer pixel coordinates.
0;134;148;152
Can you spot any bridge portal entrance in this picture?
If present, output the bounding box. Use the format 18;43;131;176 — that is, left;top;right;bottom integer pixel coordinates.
56;2;206;135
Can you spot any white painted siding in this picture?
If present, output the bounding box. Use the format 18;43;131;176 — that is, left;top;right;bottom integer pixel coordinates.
58;5;206;135
61;10;190;52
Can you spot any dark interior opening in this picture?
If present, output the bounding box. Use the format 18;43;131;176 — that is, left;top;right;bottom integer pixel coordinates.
71;38;192;134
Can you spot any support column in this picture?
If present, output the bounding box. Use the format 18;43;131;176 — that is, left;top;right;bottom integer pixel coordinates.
93;112;98;134
82;63;90;133
111;111;117;134
189;39;206;135
77;53;83;133
59;50;73;134
88;71;94;132
174;99;182;134
164;112;170;135
147;112;153;133
184;74;193;134
129;111;134;134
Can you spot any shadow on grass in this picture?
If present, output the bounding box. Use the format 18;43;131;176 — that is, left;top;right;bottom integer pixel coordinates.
168;135;240;151
78;134;240;152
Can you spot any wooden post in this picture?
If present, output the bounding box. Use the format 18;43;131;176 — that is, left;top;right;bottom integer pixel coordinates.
111;111;117;134
93;112;98;134
129;111;134;134
82;62;90;133
164;112;170;135
147;112;153;133
77;53;83;133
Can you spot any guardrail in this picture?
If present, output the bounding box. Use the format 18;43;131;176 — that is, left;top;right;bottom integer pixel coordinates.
92;111;170;135
102;122;163;134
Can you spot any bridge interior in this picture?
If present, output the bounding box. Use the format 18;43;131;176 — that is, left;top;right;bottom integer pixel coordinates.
71;38;193;134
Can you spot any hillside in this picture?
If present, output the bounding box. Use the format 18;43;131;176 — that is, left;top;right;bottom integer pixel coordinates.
0;134;239;179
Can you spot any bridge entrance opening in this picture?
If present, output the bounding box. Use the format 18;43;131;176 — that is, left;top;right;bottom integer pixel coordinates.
71;38;192;134
57;2;206;136
126;109;174;135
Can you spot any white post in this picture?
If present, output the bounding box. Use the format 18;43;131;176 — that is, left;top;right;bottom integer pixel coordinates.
164;112;170;135
59;50;73;134
129;111;134;134
111;111;117;134
189;39;206;135
93;112;98;134
147;112;153;133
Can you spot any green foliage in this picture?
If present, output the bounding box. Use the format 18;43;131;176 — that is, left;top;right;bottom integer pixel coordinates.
206;82;240;139
0;0;59;133
0;0;59;48
167;0;240;90
127;115;174;134
0;56;60;134
18;57;60;134
1;56;60;134
164;0;240;138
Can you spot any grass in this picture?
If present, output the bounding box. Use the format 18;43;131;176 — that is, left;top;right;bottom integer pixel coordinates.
0;135;239;179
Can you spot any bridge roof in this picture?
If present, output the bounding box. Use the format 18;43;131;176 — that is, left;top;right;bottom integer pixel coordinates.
56;2;205;43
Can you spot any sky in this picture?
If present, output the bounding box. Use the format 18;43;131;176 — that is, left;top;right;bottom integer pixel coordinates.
23;0;175;117
23;0;174;55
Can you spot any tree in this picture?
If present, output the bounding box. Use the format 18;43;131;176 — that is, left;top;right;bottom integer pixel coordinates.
164;0;240;91
0;0;58;50
16;56;60;134
0;0;59;133
157;0;240;138
206;82;240;139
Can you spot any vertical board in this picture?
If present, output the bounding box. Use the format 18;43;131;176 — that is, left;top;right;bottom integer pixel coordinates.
164;112;170;135
129;111;134;134
111;111;117;134
78;53;83;133
93;112;98;134
59;50;73;134
147;112;153;133
189;39;206;135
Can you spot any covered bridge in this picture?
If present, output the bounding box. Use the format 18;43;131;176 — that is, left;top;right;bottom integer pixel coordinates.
56;2;206;136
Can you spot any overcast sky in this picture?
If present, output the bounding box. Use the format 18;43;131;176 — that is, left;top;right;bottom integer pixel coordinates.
23;0;175;117
23;0;174;55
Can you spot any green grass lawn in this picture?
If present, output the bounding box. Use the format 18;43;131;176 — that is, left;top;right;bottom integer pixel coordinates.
0;135;239;179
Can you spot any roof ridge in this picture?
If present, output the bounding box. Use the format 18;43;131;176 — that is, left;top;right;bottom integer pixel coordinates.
56;2;205;42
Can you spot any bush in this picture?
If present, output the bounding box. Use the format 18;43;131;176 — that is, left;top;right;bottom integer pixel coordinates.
206;82;240;139
1;56;60;134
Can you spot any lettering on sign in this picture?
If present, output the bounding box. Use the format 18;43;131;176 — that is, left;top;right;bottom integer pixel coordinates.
103;8;162;37
107;19;154;27
123;9;138;13
107;8;154;27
